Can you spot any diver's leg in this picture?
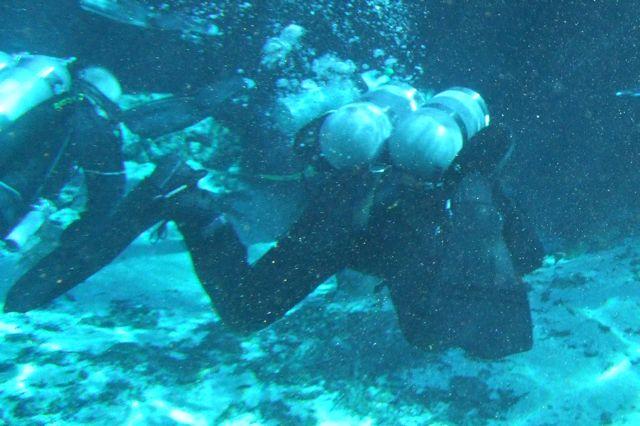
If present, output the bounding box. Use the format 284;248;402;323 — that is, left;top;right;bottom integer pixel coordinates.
3;179;165;312
3;158;203;312
174;197;353;333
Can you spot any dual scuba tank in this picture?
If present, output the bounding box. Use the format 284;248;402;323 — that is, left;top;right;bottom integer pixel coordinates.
316;83;490;181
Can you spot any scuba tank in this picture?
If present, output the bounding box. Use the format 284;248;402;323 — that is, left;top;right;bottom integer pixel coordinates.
318;101;393;170
0;54;74;132
78;66;122;104
317;82;425;170
314;84;490;181
3;199;54;252
388;87;490;180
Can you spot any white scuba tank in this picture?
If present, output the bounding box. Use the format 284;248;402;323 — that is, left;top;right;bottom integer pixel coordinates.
0;54;74;131
388;87;490;180
318;82;424;170
3;199;55;252
79;66;123;103
319;102;392;169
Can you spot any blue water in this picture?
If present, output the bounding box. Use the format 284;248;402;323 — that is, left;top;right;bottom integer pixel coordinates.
2;1;640;424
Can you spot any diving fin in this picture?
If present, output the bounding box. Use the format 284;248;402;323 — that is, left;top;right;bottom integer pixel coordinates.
389;173;534;359
120;77;247;139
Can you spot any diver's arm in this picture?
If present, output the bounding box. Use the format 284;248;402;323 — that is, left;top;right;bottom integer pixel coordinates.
0;157;56;239
441;122;515;194
0;95;79;238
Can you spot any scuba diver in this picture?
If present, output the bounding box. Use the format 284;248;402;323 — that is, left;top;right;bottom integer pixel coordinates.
0;52;125;250
4;80;544;359
0;51;246;251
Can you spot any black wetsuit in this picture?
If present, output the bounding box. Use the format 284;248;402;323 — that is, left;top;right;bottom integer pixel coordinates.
4;123;543;359
175;125;544;359
0;89;125;240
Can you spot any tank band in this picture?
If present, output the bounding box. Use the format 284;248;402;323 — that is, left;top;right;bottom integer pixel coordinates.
423;101;469;143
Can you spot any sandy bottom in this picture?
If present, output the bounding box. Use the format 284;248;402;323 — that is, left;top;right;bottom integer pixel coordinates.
1;228;640;425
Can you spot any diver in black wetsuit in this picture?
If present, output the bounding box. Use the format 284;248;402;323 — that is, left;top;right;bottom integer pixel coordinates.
0;53;125;247
4;83;543;359
180;87;544;359
0;51;246;250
